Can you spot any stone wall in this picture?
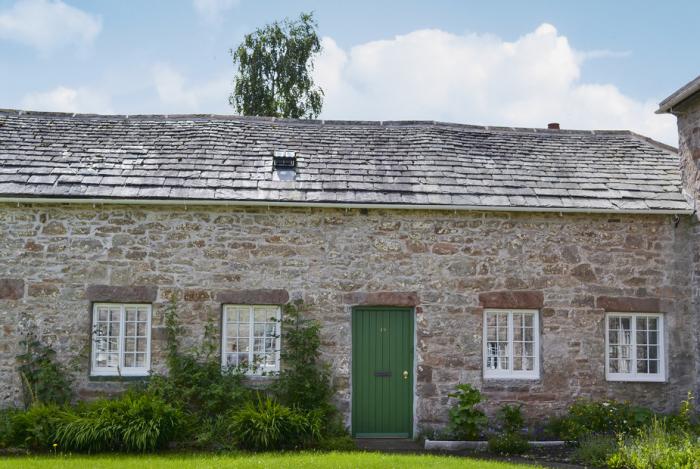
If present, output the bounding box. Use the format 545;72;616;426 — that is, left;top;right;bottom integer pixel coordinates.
674;94;700;404
0;203;694;431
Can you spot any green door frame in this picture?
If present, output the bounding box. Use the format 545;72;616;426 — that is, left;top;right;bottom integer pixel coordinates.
351;306;415;438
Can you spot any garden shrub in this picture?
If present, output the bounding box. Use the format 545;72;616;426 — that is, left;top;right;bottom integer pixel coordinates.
496;404;524;435
273;300;334;418
487;432;530;455
16;331;73;408
144;299;252;447
56;392;184;453
572;433;617;467
549;399;654;441
0;408;18;448
147;300;252;418
446;383;487;440
229;397;322;451
8;403;64;450
607;418;700;469
487;404;529;455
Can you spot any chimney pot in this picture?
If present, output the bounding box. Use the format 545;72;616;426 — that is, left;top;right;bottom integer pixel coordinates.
548;122;560;130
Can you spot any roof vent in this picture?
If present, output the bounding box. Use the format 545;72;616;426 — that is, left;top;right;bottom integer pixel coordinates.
547;122;560;130
273;150;296;169
273;150;297;181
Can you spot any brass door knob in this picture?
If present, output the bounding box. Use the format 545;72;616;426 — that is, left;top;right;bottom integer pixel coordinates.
402;370;409;380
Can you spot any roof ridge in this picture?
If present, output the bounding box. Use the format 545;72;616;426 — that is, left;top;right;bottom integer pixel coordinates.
0;108;645;137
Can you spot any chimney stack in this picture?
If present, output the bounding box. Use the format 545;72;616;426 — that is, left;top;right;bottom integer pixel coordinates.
547;123;560;130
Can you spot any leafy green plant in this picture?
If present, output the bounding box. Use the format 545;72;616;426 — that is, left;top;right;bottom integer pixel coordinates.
572;433;617;467
0;408;18;448
447;384;487;440
229;397;322;451
607;418;700;469
56;393;183;453
146;298;251;443
664;391;698;434
8;403;64;450
497;404;524;435
16;331;73;408
487;404;529;455
487;432;530;455
548;399;654;441
273;300;334;419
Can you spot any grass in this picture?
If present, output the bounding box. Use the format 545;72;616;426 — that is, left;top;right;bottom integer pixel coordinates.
0;452;542;469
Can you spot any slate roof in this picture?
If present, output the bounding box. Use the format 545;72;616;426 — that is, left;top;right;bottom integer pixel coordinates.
0;109;692;213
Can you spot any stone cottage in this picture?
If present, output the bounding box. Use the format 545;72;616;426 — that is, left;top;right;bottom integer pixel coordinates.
1;75;700;437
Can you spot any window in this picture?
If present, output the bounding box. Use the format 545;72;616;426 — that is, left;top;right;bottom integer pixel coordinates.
91;303;151;376
606;313;665;382
222;305;281;374
483;309;540;379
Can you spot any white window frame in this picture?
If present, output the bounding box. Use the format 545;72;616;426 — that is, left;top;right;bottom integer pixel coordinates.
221;304;281;375
483;309;540;380
605;312;666;382
90;303;152;377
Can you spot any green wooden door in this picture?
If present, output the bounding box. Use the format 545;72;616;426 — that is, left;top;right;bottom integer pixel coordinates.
352;307;414;438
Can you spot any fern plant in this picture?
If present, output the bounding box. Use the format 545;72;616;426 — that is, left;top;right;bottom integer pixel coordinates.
229;396;322;450
56;393;183;452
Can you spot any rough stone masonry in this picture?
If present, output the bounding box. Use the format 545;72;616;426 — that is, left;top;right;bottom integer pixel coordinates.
0;203;694;429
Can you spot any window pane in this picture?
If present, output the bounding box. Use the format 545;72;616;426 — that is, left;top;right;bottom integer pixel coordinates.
125;338;135;352
609;317;620;330
238;338;249;352
649;345;658;359
637;331;647;345
487;313;497;327
513;356;522;370
621;317;631;330
513;342;523;357
124;354;134;367
621;359;632;373
609;345;619;358
254;323;265;337
609;359;619;373
649;360;659;374
636;317;647;331
637;346;648;360
637;360;649;374
487;326;497;341
648;318;658;331
649;331;658;345
609;330;619;345
135;353;146;367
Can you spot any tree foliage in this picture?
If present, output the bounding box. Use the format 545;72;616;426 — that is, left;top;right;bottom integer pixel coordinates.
229;12;323;118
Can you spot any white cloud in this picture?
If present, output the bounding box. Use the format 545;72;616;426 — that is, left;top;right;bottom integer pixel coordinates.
0;0;101;52
152;63;231;113
314;24;677;144
21;86;113;113
192;0;239;23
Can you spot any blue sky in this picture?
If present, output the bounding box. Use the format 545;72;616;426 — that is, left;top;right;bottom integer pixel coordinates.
0;0;697;144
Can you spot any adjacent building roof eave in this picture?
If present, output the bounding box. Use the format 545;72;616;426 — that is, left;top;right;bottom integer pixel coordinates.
0;196;693;215
657;75;700;114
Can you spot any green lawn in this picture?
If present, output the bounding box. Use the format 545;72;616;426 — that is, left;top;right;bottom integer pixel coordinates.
0;452;542;469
